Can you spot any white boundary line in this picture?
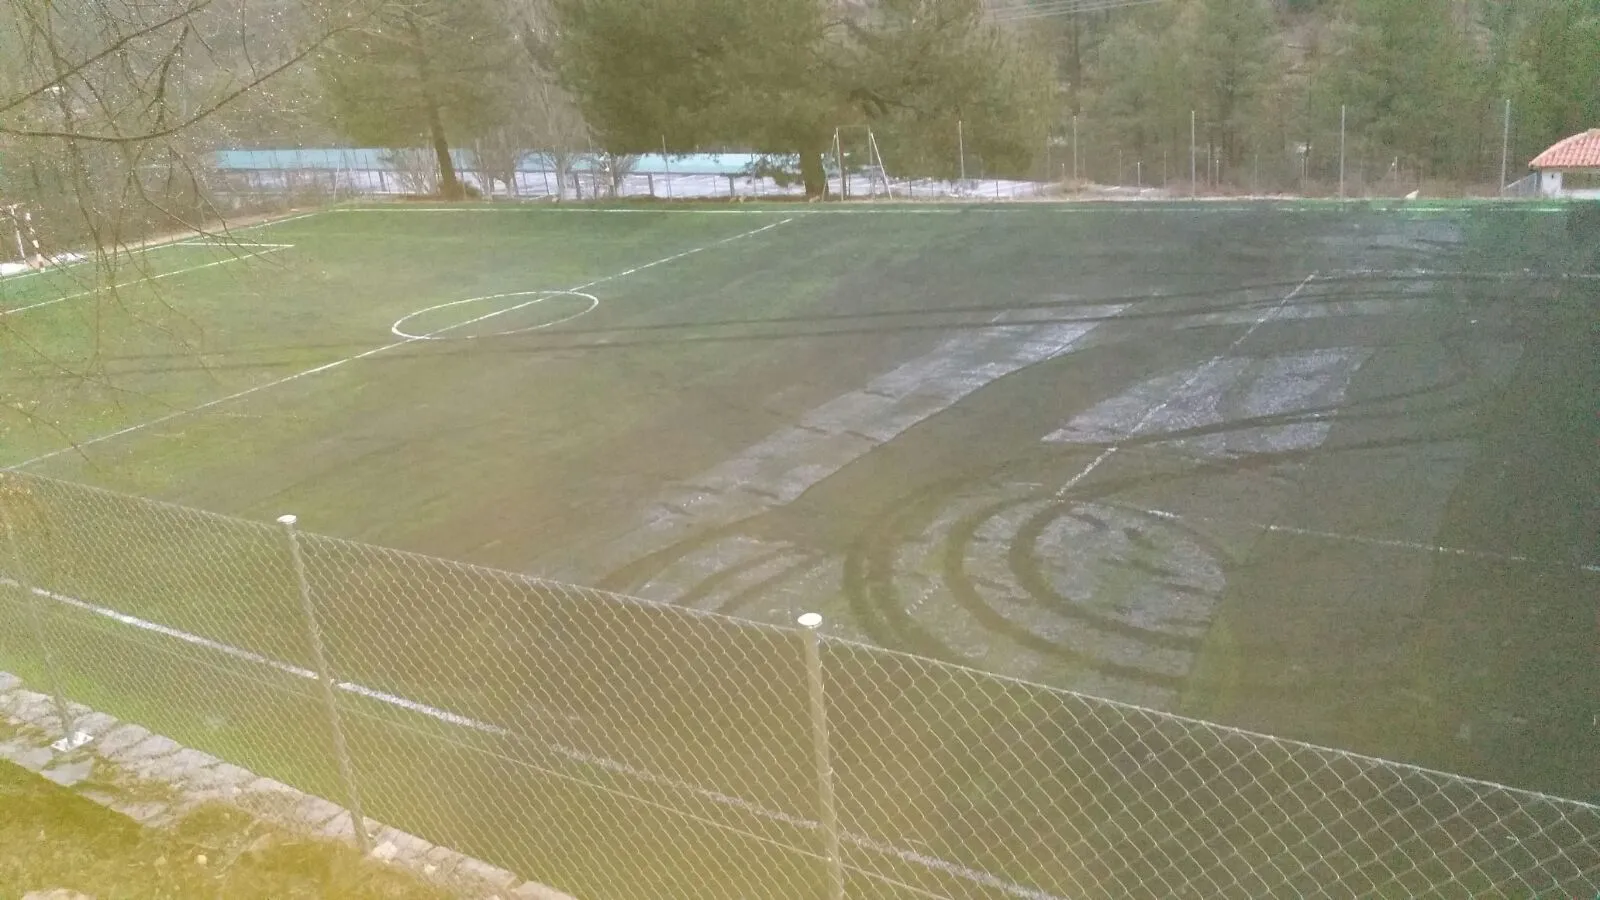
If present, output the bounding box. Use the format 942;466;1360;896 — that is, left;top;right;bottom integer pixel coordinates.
174;240;298;250
1125;507;1600;575
1324;267;1600;282
322;204;1579;216
8;564;1594;896
0;575;500;729
1054;273;1319;497
0;210;324;285
8;217;793;469
0;570;1069;900
1;246;293;318
391;290;599;340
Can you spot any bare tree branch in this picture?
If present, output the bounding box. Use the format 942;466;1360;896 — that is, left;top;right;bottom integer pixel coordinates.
0;0;217;117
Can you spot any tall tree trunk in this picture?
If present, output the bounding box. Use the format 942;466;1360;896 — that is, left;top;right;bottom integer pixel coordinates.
800;146;827;199
406;10;464;201
427;108;464;200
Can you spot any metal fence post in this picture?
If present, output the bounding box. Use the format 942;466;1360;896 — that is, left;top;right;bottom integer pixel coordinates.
958;119;967;183
0;499;82;748
279;514;371;854
1500;98;1511;194
1339;104;1347;199
797;613;845;900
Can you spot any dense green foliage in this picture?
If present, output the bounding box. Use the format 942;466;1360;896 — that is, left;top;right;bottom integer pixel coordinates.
1060;0;1600;189
2;0;1598;204
552;0;1054;194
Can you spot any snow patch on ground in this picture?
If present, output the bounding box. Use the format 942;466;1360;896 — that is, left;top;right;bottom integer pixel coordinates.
1;252;88;278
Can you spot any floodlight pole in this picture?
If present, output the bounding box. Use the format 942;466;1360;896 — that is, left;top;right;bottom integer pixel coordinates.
1072;114;1079;182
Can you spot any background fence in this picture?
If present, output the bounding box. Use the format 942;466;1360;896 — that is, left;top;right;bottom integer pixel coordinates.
2;470;1596;899
201;148;1050;208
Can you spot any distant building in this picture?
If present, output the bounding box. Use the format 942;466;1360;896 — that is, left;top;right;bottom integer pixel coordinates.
1528;129;1600;198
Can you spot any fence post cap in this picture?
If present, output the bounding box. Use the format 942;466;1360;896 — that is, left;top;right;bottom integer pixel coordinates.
276;514;298;526
797;613;823;629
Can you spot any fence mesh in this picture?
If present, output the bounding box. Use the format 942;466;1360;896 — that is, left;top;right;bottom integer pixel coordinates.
2;470;1596;899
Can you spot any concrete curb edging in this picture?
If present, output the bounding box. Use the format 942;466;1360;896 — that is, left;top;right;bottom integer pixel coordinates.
0;672;573;900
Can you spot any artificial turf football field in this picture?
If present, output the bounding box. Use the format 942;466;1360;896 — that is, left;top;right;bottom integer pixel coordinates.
1;199;1596;896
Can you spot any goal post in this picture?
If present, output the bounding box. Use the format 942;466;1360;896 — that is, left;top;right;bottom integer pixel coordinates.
2;202;47;270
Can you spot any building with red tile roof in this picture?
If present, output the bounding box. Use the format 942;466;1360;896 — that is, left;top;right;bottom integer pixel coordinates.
1528;129;1600;198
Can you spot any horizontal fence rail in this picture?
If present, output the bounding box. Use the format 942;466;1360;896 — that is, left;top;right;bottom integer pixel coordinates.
1;470;1597;899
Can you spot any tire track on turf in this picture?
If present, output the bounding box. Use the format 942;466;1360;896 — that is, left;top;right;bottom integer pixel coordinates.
6;218;794;470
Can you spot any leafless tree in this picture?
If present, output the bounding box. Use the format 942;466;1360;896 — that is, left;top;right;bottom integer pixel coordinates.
0;0;371;450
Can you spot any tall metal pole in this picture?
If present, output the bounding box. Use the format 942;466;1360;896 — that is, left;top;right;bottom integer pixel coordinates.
1190;110;1197;199
957;119;967;184
1500;98;1511;193
1339;104;1347;199
280;514;371;854
1072;114;1079;182
834;128;846;201
798;613;845;900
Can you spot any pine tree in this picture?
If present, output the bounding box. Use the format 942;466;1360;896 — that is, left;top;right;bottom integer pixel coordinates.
552;0;1052;196
1189;0;1278;173
1315;0;1483;181
1505;0;1600;160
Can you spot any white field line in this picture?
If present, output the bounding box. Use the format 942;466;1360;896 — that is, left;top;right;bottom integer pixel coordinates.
330;206;801;215
323;204;1578;216
1054;273;1319;498
174;240;298;250
17;557;1593;895
0;575;498;729
8;218;793;470
1125;507;1600;575
0;570;1068;900
0;210;324;285
0;246;292;318
434;217;791;338
1323;267;1600;282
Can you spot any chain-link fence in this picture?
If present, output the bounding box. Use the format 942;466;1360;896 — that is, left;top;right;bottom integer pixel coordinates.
2;470;1596;899
199;147;1052;206
1061;96;1536;200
